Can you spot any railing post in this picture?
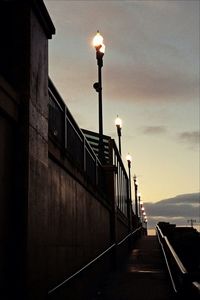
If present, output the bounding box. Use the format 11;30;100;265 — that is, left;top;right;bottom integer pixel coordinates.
103;139;118;268
64;106;67;150
95;156;98;186
83;137;86;172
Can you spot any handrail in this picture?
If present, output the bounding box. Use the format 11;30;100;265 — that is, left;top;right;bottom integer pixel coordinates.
156;225;178;293
156;225;187;274
192;281;200;295
48;227;142;295
48;243;116;294
156;225;189;294
117;227;142;246
164;236;187;274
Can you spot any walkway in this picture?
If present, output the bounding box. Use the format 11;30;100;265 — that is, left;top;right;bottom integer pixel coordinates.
92;236;175;300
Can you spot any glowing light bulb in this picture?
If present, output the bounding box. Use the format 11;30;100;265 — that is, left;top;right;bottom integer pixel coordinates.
93;31;103;48
115;115;122;128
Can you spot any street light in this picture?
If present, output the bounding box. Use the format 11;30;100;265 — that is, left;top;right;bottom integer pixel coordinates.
126;154;132;209
133;175;138;218
138;192;141;216
92;30;105;163
115;115;122;155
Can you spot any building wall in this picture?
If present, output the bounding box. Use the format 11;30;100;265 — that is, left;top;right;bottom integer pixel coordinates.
0;109;16;293
47;157;111;289
0;2;132;299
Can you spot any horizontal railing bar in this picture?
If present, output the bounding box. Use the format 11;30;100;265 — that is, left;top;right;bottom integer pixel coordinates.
164;236;187;274
82;128;111;140
117;227;142;246
48;243;116;294
48;227;142;295
66;116;84;143
156;225;187;275
192;281;200;294
48;78;65;111
156;226;178;293
156;225;192;295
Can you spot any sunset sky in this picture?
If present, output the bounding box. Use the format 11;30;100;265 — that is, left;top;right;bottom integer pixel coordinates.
44;0;199;229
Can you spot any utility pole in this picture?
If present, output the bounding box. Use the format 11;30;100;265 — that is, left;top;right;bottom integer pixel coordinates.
187;219;196;228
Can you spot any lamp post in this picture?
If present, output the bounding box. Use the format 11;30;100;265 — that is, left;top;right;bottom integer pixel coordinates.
133;175;138;218
115;115;122;155
126;154;132;209
138;192;141;218
92;30;105;163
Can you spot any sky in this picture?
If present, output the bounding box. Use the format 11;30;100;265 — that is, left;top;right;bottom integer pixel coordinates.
44;0;200;229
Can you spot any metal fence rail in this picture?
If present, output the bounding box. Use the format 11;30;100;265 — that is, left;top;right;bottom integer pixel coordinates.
80;131;130;218
111;140;129;217
48;226;142;295
83;129;129;217
48;79;130;217
82;129;110;164
156;225;200;298
48;79;106;195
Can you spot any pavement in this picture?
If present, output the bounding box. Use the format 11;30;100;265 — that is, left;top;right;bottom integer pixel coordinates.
92;236;176;300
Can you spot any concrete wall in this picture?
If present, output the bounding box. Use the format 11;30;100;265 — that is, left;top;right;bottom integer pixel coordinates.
47;157;111;289
0;2;132;299
0;89;16;294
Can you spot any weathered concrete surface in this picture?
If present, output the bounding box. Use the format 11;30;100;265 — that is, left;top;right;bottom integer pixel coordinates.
47;158;111;290
0;2;133;299
92;236;175;300
0;1;55;299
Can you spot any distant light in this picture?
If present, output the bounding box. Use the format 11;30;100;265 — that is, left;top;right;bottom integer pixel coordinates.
93;31;104;51
126;153;132;162
141;207;145;211
115;115;122;128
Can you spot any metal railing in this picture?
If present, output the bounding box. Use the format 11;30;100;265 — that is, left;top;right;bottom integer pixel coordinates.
156;225;200;298
48;226;142;295
82;129;110;164
110;140;129;217
48;79;106;194
80;131;130;218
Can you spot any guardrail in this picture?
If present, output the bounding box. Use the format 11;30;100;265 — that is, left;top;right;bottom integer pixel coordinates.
110;140;129;217
81;129;111;164
48;79;130;219
48;226;142;295
156;225;200;298
48;79;106;195
81;130;130;218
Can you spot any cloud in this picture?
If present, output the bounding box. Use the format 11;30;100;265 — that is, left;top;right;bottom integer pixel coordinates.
45;0;199;104
141;126;167;135
144;193;200;229
104;63;198;103
177;131;200;146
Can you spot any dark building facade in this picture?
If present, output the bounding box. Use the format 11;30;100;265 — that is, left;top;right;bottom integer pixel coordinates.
0;1;140;299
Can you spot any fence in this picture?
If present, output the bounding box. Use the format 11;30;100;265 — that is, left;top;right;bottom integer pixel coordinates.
48;79;106;194
48;79;130;217
82;130;130;218
110;140;129;217
156;224;200;299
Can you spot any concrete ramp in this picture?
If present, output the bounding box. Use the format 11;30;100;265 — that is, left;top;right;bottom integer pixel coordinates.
93;236;175;300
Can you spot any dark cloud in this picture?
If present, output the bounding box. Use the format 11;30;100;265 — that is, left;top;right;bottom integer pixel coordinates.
178;131;200;146
105;63;198;103
145;193;200;229
46;0;199;104
141;126;167;135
